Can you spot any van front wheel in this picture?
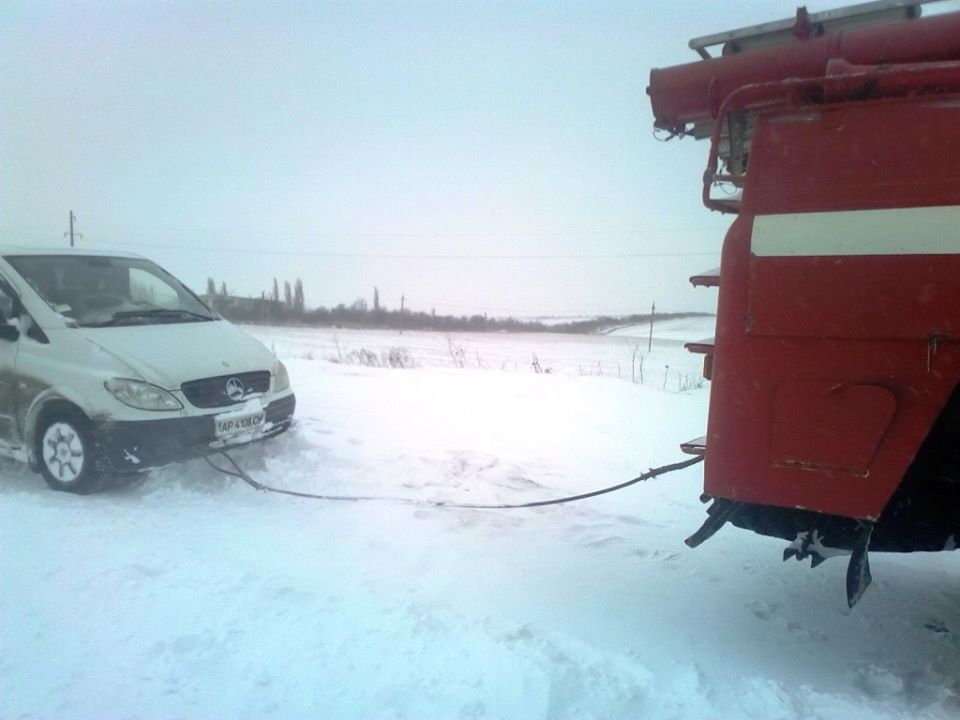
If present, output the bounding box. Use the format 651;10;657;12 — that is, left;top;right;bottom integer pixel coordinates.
36;411;105;494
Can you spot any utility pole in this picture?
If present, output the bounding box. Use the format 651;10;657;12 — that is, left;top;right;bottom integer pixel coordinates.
400;294;405;334
648;301;656;352
64;210;82;247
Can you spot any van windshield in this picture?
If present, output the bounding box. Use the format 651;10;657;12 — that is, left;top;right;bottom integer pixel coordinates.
5;254;216;327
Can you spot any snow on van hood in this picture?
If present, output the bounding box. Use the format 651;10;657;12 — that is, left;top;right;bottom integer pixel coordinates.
76;320;276;389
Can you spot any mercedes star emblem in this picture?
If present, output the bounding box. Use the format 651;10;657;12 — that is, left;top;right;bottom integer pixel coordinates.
225;377;245;401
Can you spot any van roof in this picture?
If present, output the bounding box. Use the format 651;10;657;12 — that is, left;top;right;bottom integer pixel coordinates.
0;245;144;259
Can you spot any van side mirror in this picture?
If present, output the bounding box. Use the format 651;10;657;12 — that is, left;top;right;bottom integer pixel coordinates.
0;292;13;320
0;293;19;341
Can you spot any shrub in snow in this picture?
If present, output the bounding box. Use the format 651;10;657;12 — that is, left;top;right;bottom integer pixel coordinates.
328;347;416;369
447;337;466;368
384;347;415;369
348;348;380;367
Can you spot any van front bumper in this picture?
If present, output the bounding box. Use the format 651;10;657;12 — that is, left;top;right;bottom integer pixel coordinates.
94;394;296;472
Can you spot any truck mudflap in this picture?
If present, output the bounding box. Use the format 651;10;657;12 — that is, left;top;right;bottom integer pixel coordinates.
686;465;959;606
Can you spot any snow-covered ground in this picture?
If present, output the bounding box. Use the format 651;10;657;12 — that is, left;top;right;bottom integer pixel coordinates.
251;320;707;389
2;318;958;720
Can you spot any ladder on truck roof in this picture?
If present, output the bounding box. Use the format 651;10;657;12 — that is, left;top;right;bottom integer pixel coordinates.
689;0;933;58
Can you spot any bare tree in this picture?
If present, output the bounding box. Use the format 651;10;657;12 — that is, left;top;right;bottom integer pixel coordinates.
293;278;305;314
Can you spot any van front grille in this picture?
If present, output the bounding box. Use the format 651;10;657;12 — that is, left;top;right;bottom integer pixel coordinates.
181;371;271;408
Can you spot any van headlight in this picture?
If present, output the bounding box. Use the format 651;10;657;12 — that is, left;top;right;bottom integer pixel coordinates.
272;361;290;392
105;378;183;411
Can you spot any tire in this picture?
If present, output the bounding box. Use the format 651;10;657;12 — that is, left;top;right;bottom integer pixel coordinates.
35;409;107;494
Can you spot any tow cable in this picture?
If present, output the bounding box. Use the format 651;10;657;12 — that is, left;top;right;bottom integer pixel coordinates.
204;451;703;510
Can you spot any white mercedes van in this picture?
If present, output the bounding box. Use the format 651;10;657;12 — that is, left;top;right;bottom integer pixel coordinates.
0;247;296;493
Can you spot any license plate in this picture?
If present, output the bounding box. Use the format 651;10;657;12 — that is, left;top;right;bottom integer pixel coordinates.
215;409;266;437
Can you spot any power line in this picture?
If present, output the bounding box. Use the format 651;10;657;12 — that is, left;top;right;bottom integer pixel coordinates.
81;237;719;260
78;222;724;239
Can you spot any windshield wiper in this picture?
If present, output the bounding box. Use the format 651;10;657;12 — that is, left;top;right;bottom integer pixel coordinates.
82;308;216;327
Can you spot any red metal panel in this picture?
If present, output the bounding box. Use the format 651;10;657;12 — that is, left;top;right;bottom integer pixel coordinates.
741;99;960;215
769;381;896;474
705;218;954;518
749;255;960;340
705;327;954;518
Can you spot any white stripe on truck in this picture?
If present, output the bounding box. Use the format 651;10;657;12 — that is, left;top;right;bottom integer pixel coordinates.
752;206;960;257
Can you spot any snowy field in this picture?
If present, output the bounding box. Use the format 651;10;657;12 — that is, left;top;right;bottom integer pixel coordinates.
248;320;708;389
2;318;958;720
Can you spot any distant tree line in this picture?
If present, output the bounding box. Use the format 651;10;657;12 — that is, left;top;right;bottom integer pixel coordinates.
200;280;710;334
203;276;305;323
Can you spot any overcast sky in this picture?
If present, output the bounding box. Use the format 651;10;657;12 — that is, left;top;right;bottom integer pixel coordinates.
2;0;941;318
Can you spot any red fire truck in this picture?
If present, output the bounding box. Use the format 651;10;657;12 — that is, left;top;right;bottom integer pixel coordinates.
648;0;960;606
